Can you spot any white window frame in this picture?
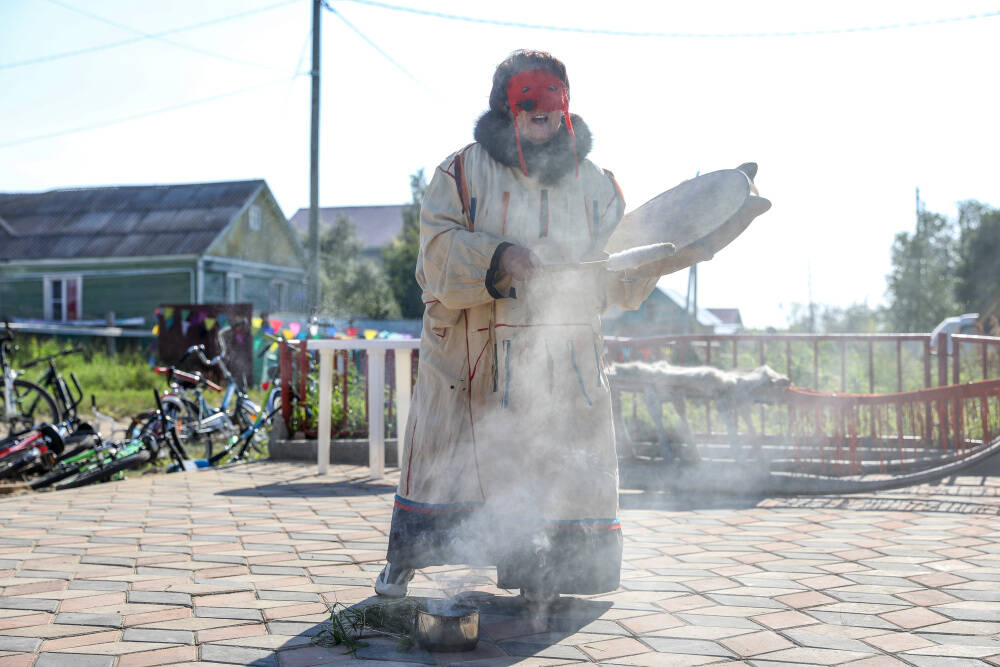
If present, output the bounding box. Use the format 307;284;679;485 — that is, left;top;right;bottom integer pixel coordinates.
226;272;243;303
248;204;262;231
43;274;83;321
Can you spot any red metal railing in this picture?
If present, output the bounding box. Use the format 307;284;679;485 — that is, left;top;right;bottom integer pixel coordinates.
277;332;999;473
278;340;417;438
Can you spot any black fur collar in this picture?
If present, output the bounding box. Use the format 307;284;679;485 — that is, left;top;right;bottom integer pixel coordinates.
473;110;593;184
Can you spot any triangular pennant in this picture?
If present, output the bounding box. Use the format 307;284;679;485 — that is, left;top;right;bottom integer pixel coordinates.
269;319;283;332
288;322;301;337
181;321;191;335
204;317;216;330
252;316;263;330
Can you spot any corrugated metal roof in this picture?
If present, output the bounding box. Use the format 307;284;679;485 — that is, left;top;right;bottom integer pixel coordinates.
0;180;264;261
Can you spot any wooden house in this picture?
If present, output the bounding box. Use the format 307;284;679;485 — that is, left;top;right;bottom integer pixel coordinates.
0;180;306;323
289;204;406;260
603;285;740;337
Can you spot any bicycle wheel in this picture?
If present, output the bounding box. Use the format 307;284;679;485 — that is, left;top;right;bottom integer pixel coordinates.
234;398;267;456
30;462;87;490
0;379;60;440
56;450;152;490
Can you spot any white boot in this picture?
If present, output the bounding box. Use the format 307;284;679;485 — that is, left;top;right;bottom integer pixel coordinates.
374;563;414;598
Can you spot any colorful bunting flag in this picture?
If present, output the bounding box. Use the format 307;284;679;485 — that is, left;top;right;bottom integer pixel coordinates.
204;317;216;330
288;322;301;337
269;318;283;332
252;316;263;331
364;329;377;340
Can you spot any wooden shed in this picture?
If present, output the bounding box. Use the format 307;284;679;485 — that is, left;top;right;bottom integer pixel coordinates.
0;180;307;324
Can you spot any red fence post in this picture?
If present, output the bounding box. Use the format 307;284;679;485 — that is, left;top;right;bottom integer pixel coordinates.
953;339;963;453
387;350;395;437
298;341;309;432
937;332;949;449
896;339;903;392
341;351;348;434
840;341;847;393
813;339;819;390
363;351;370;429
868;340;875;394
280;340;292;426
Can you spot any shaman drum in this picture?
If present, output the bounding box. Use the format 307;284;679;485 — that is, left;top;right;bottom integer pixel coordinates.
603;163;771;277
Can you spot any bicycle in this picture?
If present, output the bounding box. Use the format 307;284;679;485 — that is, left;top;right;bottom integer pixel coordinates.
21;346;85;422
0;324;60;439
201;395;281;467
159;326;266;457
0;388;95;482
32;392;194;490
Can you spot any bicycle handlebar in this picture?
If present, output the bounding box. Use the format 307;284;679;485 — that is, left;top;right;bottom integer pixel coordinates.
22;346;84;370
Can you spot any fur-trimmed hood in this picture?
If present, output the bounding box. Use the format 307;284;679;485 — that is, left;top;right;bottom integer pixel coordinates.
473;110;592;185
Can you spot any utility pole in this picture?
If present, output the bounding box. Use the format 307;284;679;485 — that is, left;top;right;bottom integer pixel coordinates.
306;0;322;315
685;264;698;334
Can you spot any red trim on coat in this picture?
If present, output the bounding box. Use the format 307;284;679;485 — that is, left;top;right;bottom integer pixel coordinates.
501;191;510;236
404;417;417;495
476;322;592;332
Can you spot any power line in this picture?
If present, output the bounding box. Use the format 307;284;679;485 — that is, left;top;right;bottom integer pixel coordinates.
321;1;419;83
0;78;291;149
0;0;303;71
42;0;289;71
332;0;1000;38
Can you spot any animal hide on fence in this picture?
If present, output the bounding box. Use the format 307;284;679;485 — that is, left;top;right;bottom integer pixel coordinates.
607;361;791;462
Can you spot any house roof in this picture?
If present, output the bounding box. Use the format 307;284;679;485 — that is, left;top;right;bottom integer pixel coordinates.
655;287;724;327
0;180;265;261
706;307;743;325
289;205;405;252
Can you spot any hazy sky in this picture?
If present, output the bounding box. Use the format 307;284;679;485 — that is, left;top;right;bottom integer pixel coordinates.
2;0;998;328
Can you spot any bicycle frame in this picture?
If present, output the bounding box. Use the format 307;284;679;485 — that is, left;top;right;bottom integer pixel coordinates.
22;348;84;420
0;330;20;420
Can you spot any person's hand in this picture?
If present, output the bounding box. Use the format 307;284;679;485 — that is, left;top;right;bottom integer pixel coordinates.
499;245;540;281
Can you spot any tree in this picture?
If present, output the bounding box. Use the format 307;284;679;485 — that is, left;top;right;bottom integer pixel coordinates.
383;170;427;319
320;214;400;319
955;200;1000;313
784;301;886;333
885;209;958;332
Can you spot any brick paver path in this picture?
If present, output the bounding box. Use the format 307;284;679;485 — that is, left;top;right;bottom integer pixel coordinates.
1;461;999;666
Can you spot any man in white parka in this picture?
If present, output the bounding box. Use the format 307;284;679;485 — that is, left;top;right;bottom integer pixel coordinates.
376;50;659;605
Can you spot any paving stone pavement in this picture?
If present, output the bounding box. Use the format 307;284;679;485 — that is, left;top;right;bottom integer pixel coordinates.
0;461;998;666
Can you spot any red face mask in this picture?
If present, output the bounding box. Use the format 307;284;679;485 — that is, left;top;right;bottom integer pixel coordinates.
505;68;578;177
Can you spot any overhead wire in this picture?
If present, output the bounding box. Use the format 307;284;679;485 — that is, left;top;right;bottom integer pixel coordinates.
0;0;304;71
0;78;292;149
332;0;1000;38
320;0;421;84
41;0;291;72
